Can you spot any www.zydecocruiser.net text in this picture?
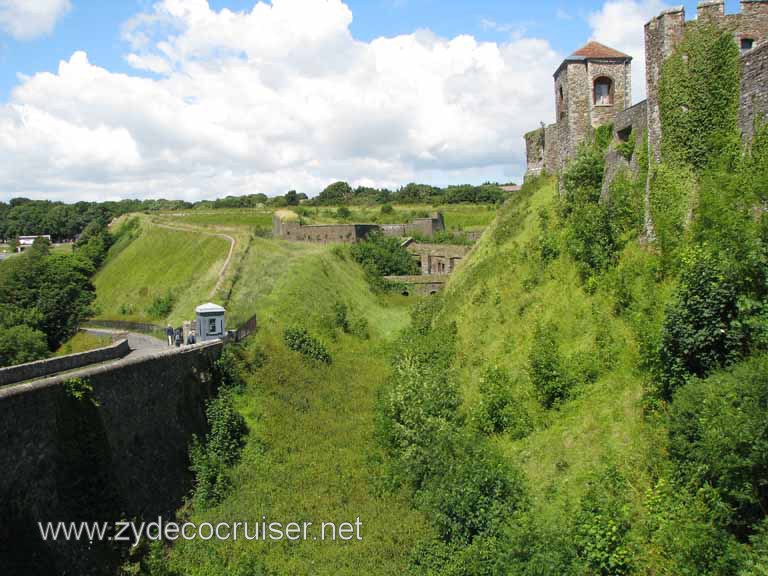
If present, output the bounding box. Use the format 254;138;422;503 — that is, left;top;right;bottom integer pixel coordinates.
38;517;364;547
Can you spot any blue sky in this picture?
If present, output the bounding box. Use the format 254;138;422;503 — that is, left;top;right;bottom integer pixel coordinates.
0;0;748;201
0;0;597;99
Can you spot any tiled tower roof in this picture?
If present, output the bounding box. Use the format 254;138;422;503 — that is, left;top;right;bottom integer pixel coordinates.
569;41;632;60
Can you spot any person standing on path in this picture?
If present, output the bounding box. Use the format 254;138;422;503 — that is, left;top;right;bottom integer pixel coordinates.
166;324;174;346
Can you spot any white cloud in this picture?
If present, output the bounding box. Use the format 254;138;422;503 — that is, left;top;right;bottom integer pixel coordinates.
555;8;573;21
588;0;668;103
0;0;70;40
0;0;561;201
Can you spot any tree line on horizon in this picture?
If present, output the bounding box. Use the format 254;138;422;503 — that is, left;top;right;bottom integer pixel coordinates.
0;180;514;242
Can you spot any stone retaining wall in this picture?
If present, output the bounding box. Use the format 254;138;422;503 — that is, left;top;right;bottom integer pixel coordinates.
0;339;131;387
0;341;223;575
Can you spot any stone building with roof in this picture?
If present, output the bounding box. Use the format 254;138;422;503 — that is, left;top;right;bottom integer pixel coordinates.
525;0;768;180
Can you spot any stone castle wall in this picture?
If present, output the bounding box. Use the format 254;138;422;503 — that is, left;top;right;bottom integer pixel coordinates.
0;342;223;575
645;1;768;161
273;213;444;243
740;41;768;142
526;0;768;181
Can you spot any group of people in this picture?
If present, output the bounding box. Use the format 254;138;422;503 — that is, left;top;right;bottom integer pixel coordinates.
166;324;196;347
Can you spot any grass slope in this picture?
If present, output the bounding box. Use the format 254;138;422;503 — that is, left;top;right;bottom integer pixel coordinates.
440;179;665;526
163;248;431;575
93;217;229;325
54;331;112;356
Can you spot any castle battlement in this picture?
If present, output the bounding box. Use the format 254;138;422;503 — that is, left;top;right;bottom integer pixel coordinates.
524;1;768;180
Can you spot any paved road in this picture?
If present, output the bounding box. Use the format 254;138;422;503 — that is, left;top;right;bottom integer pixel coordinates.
82;328;168;360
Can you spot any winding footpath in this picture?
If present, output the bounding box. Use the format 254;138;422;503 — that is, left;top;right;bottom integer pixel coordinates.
151;221;237;297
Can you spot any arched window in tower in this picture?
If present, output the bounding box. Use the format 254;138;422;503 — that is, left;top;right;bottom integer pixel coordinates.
559;85;565;120
594;76;613;106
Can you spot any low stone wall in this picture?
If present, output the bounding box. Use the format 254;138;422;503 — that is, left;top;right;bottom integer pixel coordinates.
0;339;131;387
83;319;164;338
613;99;647;135
384;274;447;295
0;341;223;575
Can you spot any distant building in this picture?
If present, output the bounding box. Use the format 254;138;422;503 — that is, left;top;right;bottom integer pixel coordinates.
405;242;471;275
272;211;445;244
195;303;226;342
17;235;52;252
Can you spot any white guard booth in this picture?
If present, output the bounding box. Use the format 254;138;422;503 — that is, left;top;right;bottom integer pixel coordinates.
195;302;226;342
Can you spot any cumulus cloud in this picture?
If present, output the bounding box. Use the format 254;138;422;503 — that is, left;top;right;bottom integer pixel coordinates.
588;0;669;103
0;0;562;201
0;0;70;40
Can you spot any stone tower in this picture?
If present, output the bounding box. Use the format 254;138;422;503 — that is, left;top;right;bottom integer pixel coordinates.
554;41;632;165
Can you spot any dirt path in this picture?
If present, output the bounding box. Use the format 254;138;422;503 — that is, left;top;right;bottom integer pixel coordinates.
151;221;237;298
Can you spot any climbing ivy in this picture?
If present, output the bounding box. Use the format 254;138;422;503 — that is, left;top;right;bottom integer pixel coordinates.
658;23;740;171
648;164;696;264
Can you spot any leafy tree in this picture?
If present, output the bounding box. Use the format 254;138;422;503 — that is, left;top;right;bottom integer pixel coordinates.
349;232;419;277
0;325;49;367
316;181;352;205
284;190;300;206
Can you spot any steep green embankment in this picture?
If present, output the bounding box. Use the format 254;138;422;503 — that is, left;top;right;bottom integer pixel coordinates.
124;240;431;575
93;217;229;325
370;23;768;575
441;177;660;522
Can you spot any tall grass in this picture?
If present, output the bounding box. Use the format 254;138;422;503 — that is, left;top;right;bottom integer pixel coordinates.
93;218;228;325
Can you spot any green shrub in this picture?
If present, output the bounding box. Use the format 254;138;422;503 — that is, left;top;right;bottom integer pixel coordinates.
189;392;247;509
145;290;175;319
607;170;644;238
348;315;370;339
566;201;618;280
574;464;633;576
648;164;695;264
535;208;559;265
528;322;573;408
415;433;528;544
657;246;743;397
669;355;768;536
495;512;585;576
561;146;604;214
741;519;768;576
472;366;532;439
376;356;461;489
62;376;97;405
381;204;394;214
350;232;419;278
640;479;746;576
615;130;636;161
283;326;332;364
214;347;247;393
333;301;350;332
